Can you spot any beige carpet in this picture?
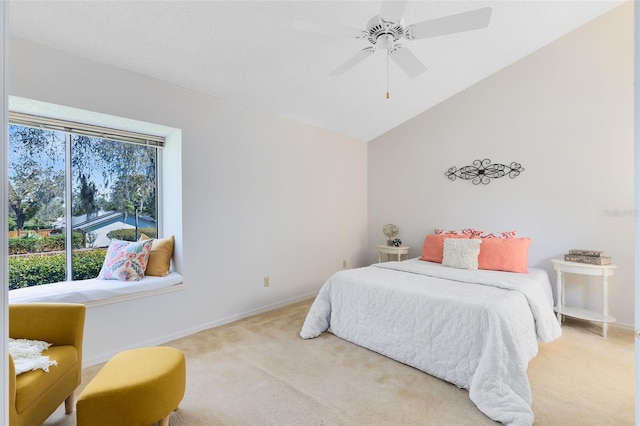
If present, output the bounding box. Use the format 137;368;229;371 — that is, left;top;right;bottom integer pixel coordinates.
45;299;634;425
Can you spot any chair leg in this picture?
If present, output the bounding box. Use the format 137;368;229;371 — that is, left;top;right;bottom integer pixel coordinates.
158;415;170;426
64;393;75;414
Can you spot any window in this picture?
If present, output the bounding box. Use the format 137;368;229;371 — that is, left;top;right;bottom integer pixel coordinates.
8;113;162;290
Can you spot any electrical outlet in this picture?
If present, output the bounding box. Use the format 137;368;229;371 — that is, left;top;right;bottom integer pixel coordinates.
264;276;270;287
342;259;347;269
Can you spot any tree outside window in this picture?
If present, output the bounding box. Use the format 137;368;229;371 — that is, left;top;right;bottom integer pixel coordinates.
8;123;158;289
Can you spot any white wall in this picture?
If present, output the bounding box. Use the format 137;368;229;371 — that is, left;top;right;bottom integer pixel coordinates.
368;3;634;328
8;37;368;365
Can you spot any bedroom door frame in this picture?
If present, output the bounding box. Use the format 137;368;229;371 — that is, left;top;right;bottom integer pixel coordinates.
634;1;639;424
1;2;9;424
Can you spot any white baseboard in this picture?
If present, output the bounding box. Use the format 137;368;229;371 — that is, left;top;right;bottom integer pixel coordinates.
83;291;318;367
608;321;633;332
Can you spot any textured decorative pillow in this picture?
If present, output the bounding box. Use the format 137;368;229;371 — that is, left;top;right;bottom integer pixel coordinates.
420;234;470;263
98;239;153;281
476;231;516;238
477;237;531;273
478;230;517;238
435;228;480;237
442;238;482;270
139;234;174;277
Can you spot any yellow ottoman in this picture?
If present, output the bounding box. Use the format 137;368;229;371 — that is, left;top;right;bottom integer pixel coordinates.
77;346;186;426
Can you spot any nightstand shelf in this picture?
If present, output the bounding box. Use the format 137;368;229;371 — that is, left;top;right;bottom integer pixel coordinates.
554;306;615;323
378;245;410;262
551;259;617;338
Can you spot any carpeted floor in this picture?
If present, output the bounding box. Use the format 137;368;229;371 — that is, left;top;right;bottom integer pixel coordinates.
45;298;634;425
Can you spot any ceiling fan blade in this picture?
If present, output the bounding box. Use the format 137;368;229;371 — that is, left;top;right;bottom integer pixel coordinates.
406;7;492;40
389;46;427;78
293;19;367;39
380;0;408;23
329;48;375;76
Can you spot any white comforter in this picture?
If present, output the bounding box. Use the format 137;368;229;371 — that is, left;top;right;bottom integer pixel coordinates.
300;258;561;426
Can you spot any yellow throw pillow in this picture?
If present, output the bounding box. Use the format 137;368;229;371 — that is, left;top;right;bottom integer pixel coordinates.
139;234;175;277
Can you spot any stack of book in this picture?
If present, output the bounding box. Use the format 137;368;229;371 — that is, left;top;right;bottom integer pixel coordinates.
564;249;612;265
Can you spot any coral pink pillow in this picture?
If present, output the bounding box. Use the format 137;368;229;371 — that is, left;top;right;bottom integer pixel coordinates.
477;237;531;273
420;234;470;263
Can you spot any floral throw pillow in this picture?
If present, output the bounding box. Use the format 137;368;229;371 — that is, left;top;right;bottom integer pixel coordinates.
98;239;153;281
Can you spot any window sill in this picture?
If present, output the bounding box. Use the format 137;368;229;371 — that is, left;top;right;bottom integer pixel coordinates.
8;272;184;307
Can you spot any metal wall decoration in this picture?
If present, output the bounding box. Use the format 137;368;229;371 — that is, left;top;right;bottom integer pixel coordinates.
445;159;524;185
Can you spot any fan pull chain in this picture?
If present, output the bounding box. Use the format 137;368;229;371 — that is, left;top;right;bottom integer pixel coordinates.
386;50;390;99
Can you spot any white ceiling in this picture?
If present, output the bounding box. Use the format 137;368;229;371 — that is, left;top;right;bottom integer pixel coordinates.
8;0;623;142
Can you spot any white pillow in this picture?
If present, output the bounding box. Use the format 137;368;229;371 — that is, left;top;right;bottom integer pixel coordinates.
442;238;482;270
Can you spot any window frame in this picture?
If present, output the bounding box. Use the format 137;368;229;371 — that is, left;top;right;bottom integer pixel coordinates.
9;112;165;147
8;112;164;284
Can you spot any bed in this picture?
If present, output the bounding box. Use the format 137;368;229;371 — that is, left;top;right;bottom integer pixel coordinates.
300;257;561;426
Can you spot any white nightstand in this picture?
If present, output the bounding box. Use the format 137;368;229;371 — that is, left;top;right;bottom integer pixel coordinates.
551;259;617;338
378;245;410;262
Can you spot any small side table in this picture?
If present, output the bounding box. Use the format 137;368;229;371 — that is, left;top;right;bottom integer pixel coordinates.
378;245;410;262
551;259;617;337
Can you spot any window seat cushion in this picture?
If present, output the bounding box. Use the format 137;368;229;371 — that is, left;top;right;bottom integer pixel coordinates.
8;272;183;304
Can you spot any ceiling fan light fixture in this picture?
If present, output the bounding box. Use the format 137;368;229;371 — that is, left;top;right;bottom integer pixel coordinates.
377;33;394;49
367;16;404;46
294;1;493;83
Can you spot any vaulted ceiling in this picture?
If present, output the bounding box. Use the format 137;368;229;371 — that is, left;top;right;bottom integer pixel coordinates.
8;1;623;141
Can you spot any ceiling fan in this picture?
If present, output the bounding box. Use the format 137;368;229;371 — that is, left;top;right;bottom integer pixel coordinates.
294;1;492;96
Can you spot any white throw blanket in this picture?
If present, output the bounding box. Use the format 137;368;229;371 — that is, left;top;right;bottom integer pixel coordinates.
300;259;562;426
9;338;57;375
